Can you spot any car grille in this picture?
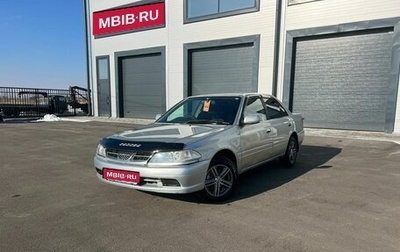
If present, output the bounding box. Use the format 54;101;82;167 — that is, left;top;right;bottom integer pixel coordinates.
106;149;153;162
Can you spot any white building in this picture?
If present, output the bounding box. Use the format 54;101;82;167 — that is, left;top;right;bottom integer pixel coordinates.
84;0;400;133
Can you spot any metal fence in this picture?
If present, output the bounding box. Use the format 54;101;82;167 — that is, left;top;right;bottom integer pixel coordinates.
0;86;89;118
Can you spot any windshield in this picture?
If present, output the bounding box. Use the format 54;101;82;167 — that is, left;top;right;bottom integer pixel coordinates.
157;96;241;125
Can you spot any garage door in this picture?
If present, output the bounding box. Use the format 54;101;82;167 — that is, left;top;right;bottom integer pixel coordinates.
120;53;165;119
292;30;393;131
189;43;258;95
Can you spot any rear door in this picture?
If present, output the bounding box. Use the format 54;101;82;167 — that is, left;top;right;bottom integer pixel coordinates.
239;96;273;171
264;97;292;157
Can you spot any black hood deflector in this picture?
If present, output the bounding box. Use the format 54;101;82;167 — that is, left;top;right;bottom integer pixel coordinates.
100;137;184;151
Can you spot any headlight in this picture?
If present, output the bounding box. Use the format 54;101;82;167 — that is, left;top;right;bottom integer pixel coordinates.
148;150;201;165
96;144;106;157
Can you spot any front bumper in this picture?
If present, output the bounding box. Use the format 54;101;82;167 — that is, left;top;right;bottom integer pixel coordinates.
94;156;210;194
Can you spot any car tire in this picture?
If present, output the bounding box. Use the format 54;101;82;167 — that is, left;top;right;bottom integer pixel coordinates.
282;136;299;167
201;156;237;202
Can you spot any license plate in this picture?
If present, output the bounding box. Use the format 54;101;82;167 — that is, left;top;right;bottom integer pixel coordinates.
103;168;140;184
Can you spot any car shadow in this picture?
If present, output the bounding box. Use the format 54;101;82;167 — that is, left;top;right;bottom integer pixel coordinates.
153;144;342;204
232;145;341;202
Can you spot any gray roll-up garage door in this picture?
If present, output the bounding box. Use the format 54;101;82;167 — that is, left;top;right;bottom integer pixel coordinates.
190;43;258;95
120;53;165;119
292;30;393;131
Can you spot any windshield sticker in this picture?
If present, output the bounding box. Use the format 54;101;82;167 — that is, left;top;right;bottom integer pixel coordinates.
203;100;211;112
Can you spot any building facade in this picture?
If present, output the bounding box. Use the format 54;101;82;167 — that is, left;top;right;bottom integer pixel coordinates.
85;0;400;133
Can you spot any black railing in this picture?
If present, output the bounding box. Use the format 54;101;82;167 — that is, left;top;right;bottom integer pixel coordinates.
0;86;89;118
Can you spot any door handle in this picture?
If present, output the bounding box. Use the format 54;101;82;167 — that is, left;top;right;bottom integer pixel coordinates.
266;128;271;133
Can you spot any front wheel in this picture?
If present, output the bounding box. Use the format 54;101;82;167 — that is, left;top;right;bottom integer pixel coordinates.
282;136;299;167
201;156;237;202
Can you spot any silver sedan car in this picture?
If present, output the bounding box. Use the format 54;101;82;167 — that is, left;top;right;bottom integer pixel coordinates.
94;93;304;202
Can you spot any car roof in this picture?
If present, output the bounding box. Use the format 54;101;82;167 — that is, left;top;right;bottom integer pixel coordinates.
188;93;273;99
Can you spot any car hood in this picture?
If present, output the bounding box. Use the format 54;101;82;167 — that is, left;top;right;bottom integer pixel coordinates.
109;123;227;144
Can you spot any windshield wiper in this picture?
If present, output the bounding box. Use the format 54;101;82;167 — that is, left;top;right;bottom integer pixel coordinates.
186;120;230;125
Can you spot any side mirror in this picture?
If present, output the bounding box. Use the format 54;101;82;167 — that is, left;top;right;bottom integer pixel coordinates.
243;115;260;125
155;114;162;120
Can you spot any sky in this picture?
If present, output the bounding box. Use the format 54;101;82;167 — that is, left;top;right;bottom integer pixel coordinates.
0;0;87;90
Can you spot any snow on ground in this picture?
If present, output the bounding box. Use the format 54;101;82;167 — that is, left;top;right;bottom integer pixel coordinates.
37;114;62;122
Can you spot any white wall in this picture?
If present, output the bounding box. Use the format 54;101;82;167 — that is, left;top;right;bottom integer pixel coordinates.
88;0;400;134
88;0;278;117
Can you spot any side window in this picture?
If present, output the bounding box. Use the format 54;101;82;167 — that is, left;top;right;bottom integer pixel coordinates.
186;0;259;22
244;96;267;121
59;96;66;103
264;97;288;120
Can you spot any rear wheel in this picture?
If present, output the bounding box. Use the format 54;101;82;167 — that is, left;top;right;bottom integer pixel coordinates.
201;156;237;202
282;136;299;167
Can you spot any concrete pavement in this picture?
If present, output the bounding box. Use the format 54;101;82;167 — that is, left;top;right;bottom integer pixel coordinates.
0;119;399;251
